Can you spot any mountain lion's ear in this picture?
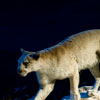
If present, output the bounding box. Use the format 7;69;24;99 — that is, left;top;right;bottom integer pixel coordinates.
20;48;35;55
20;48;24;52
25;51;35;55
32;53;40;60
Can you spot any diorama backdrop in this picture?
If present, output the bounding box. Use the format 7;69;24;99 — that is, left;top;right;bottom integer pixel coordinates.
0;0;100;100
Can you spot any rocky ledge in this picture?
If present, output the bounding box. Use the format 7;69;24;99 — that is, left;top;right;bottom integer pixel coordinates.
62;86;100;100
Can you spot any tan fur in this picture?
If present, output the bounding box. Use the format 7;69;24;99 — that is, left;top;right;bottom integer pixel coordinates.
17;29;100;100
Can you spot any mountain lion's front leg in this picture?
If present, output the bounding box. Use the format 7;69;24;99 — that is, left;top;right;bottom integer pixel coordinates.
70;71;80;100
35;83;54;100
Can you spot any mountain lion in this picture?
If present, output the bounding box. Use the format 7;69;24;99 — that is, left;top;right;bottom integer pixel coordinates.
17;29;100;100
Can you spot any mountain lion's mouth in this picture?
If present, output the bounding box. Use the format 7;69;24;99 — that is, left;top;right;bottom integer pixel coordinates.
19;70;27;77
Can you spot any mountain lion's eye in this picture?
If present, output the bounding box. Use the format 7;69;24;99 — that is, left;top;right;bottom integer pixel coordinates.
23;61;29;68
23;59;30;68
23;62;28;65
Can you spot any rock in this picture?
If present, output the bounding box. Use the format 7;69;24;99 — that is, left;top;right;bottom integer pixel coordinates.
62;86;100;100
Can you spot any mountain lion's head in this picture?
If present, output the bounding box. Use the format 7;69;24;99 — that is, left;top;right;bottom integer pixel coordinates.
17;48;40;77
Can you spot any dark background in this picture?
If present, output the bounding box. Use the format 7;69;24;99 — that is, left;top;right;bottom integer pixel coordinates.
0;0;100;100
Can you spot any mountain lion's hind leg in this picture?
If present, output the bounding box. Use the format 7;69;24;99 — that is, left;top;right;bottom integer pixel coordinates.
89;64;100;96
